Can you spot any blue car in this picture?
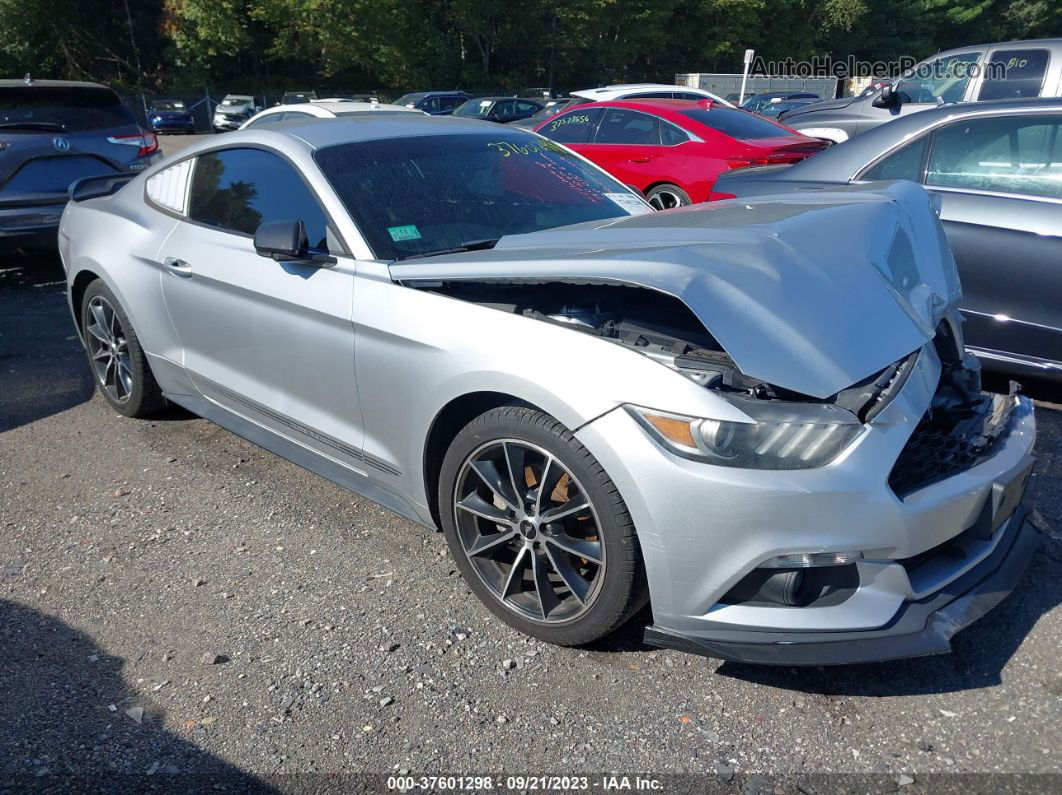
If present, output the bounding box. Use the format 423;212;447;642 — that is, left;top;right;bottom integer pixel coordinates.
392;91;470;115
147;99;196;134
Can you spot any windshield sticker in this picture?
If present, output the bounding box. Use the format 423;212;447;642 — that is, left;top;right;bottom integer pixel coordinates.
387;225;422;242
605;192;653;216
487;139;565;157
547;114;590;133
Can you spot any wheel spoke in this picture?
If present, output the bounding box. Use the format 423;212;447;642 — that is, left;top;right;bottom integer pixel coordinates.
456;491;513;525
467;528;518;558
501;546;530;601
531;551;560;619
502;442;529;507
544;545;591;604
91;347;111;361
540;495;589;524
546;533;603;565
89;302;111;342
533;456;564;516
469;459;518;512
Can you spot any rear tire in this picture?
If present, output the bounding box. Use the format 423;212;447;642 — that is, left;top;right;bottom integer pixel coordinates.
439;405;647;646
80;279;166;418
645;183;691;210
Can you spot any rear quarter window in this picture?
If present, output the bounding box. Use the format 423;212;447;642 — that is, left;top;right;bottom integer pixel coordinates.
978;49;1050;100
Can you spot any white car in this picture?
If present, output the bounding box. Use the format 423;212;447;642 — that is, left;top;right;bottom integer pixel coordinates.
240;100;425;129
572;83;732;106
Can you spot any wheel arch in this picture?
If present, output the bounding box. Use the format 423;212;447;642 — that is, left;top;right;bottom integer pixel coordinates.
422;391;546;529
70;268;103;338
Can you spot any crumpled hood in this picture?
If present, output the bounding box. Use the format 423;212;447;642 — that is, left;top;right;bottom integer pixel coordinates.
390;181;960;399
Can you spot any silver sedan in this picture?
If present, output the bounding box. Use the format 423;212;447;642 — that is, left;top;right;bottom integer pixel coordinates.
59;115;1039;664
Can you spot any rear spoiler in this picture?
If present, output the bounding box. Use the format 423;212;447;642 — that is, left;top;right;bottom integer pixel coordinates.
68;173;136;202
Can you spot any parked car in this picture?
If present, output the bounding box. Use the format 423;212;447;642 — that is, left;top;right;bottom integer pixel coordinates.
711;98;1062;381
213;95;261;131
742;92;820;115
507;97;588;130
573;82;732;106
241;100;425;129
758;97;820;119
281;91;316;105
452;96;544;123
147;99;196;134
725;92;756;104
781;38;1062;142
535;99;828;209
59;114;1038;665
0;77;159;253
393;91;471;115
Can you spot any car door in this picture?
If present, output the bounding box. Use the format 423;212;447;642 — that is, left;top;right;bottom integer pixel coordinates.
920;113;1062;367
157;146;364;466
589;108;667;190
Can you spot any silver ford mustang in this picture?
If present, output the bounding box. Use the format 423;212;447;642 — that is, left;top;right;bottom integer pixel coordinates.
59;115;1039;665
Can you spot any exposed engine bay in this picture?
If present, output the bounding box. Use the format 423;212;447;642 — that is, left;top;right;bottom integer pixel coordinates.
420;280;929;421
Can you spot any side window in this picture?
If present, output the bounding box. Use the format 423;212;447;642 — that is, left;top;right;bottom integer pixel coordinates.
860;136;929;182
978;49;1049;100
595;109;660;145
493;100;515;118
146;159;194;214
422;97;440;113
925;115;1062;199
438;96;462;112
188;148;332;249
515;101;538;115
538;107;603;144
660;122;689;146
622;91;674;99
674;92;704;101
896;52;982;104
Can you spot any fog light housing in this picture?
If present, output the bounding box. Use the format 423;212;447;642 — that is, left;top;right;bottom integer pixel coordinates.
758;551;863;569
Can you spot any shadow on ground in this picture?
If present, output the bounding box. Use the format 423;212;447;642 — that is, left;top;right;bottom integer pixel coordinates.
0;599;270;790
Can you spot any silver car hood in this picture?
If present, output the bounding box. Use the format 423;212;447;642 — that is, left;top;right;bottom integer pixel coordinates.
390;181;960;398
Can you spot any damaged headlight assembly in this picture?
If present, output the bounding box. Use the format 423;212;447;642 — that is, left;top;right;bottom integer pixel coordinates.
628;395;864;470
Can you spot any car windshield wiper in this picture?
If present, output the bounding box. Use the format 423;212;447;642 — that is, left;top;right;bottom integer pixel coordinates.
397;238;500;261
0;121;66;131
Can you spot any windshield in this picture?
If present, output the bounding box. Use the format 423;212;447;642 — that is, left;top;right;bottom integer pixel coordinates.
679;107;794;140
454;99;496;117
283;93;313;104
0;86;135;132
152;100;185;111
221;97;252;106
314;133;643;261
896;52;982;104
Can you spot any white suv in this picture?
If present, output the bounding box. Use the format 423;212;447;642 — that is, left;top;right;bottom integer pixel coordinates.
571;83;732;106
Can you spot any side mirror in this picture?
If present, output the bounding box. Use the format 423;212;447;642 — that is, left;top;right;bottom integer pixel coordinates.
873;84;898;108
254;219;307;261
254;219;336;267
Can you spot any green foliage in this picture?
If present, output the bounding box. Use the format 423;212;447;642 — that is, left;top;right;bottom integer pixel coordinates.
0;0;1056;93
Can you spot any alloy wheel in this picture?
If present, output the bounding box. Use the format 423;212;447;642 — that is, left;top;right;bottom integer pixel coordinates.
85;295;133;404
452;439;605;623
647;190;685;210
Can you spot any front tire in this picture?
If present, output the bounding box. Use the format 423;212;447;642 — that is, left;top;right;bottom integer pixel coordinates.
80;279;165;418
439;406;647;646
645;183;691;210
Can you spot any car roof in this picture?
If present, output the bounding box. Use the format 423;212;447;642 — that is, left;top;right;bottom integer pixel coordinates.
584;98;713;113
934;37;1062;56
240;113;532;149
780;97;1062;178
0;78;113;90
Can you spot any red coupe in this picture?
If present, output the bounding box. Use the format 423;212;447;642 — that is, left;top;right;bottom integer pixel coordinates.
534;99;828;209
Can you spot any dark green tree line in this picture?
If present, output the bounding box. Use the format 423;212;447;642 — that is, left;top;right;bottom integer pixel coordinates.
0;0;1057;93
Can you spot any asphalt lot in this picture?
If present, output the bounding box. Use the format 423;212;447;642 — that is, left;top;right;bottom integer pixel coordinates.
0;133;1060;790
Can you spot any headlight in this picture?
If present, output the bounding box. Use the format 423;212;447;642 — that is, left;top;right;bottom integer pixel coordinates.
627;396;863;469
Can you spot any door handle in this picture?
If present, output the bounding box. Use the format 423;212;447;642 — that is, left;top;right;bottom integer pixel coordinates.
629;156;653;163
164;257;192;278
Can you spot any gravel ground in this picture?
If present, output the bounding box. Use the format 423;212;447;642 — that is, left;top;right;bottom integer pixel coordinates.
0;138;1060;791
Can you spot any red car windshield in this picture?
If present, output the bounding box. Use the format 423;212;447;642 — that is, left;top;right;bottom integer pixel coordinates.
679;107;796;140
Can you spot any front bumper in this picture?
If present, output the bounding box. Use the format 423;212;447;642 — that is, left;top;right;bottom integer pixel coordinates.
574;345;1039;665
213;116;245;131
0;204;64;243
644;502;1041;664
150;118;196;132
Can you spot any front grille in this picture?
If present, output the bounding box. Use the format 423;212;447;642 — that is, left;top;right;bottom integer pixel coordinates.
888;397;1012;497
